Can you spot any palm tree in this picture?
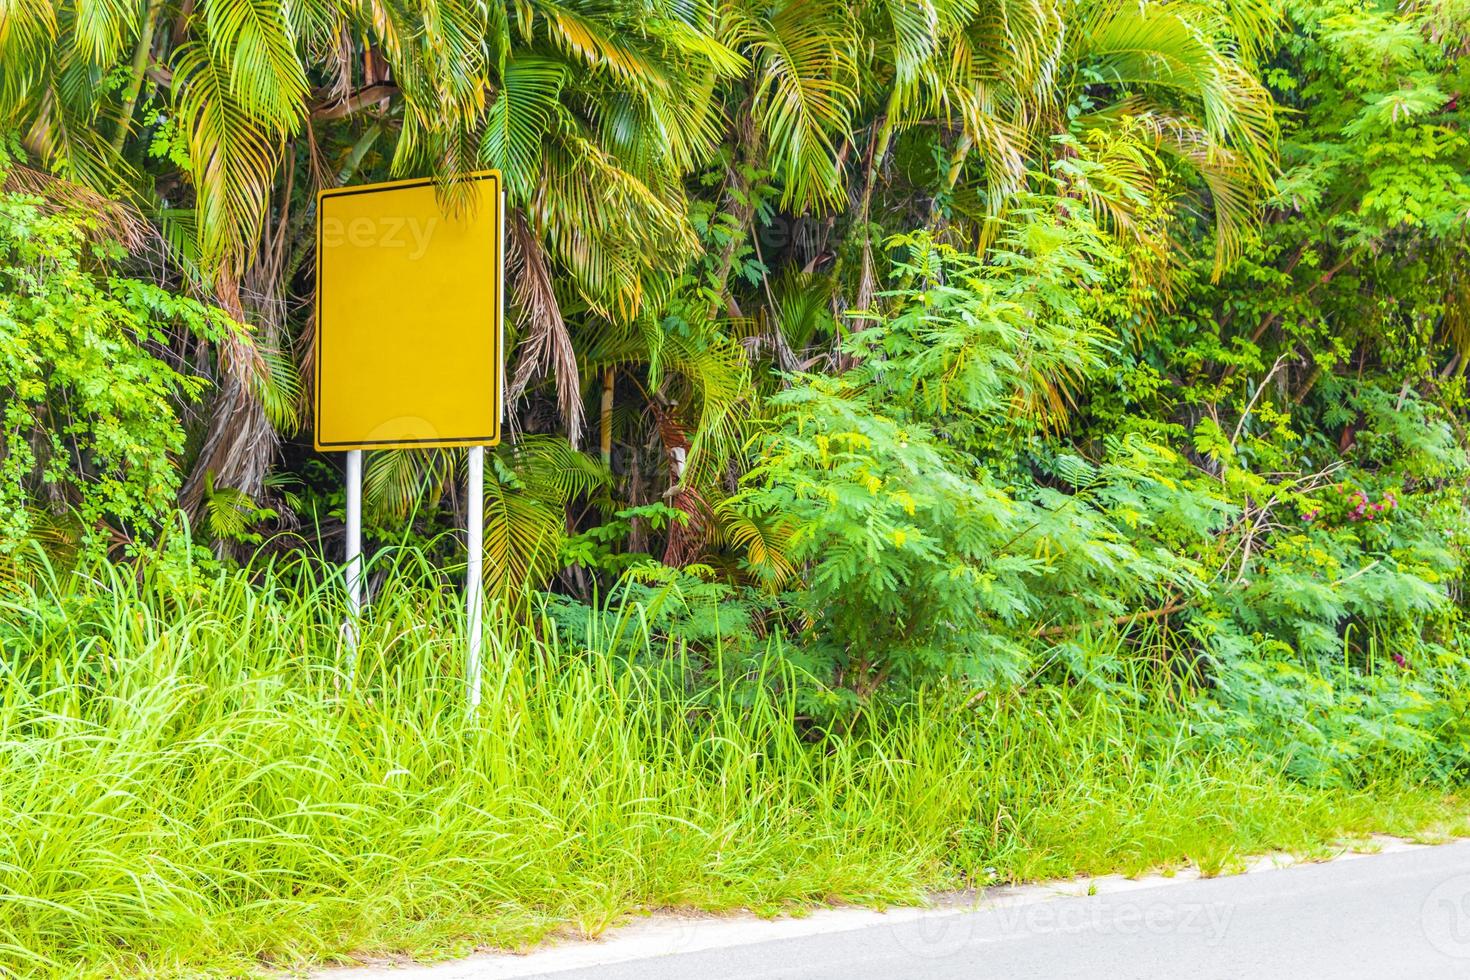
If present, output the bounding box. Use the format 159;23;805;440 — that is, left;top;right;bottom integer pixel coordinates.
704;0;1279;328
0;0;737;530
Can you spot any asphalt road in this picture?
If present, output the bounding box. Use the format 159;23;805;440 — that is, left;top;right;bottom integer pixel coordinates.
523;841;1470;979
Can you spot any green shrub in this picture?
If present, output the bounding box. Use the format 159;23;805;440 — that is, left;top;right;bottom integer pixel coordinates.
736;219;1221;709
0;189;236;556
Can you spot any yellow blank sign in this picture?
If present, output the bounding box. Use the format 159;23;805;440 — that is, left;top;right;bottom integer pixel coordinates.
314;172;503;451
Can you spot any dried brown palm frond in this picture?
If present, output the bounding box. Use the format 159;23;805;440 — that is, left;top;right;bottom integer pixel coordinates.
2;164;152;250
508;209;585;446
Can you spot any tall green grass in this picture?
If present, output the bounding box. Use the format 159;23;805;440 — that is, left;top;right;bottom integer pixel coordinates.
0;551;1462;977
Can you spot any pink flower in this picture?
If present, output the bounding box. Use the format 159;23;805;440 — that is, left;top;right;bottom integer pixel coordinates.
1392;653;1408;669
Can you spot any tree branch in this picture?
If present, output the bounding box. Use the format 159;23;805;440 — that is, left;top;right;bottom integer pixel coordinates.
310;83;399;122
1032;598;1191;639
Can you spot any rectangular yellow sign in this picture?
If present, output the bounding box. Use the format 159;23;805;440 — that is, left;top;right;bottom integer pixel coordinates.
314;171;503;451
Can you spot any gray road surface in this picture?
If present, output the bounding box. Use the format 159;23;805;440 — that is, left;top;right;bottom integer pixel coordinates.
524;841;1470;979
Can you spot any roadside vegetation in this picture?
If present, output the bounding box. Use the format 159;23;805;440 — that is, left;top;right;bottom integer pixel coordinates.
3;554;1467;976
2;0;1470;974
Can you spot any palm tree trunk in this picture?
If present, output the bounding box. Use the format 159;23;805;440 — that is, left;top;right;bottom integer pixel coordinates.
852;103;898;320
179;347;278;525
111;0;163;153
600;368;614;466
707;104;759;317
930;132;973;225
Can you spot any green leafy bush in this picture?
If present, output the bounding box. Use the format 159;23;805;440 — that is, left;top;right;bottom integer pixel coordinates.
0;190;235;556
737;218;1218;710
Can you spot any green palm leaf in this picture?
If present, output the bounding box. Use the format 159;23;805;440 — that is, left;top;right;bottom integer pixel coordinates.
202;0;311;128
171;39;285;271
481;56;566;203
723;0;858;210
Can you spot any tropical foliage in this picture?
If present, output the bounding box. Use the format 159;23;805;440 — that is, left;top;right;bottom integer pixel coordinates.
3;0;1470;767
0;181;236;556
6;0;1470;973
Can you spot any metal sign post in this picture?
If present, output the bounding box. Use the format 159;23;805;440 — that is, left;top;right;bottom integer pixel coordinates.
314;171;504;706
465;445;484;708
344;448;363;681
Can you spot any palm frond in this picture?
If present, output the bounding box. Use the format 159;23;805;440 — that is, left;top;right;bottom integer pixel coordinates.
72;0;138;65
480;56;566;203
171;40;288;272
722;0;858;210
535;0;669;91
1076;0;1277;185
364;448;451;520
713;494;795;589
0;0;58;111
203;0;311;127
538;126;698;317
508;210;585;445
